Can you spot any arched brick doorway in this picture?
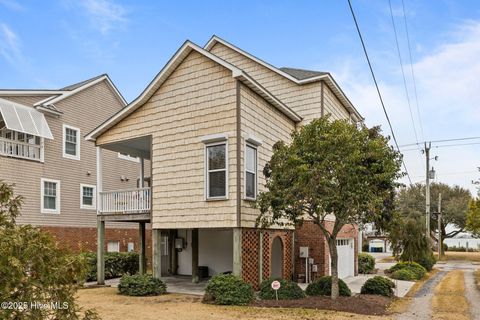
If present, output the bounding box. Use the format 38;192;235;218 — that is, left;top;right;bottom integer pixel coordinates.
271;236;283;278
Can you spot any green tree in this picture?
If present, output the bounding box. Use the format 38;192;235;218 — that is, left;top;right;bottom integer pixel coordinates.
466;198;480;237
0;181;98;320
396;183;471;241
255;117;403;299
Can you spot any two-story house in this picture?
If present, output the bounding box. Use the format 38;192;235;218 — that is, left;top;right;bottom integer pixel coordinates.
0;75;148;258
86;36;363;287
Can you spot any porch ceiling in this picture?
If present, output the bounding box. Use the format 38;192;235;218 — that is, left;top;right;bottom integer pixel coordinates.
100;135;151;159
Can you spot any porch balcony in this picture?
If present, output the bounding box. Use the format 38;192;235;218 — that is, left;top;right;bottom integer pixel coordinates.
99;187;151;215
0;136;42;161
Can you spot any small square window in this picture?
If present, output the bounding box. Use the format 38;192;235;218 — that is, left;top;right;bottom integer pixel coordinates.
80;184;96;210
107;241;120;253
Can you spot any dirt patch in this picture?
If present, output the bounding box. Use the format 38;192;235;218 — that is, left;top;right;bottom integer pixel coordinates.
251;294;392;316
77;287;392;320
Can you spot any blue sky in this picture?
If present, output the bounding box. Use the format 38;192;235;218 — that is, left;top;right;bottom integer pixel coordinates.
1;0;479;194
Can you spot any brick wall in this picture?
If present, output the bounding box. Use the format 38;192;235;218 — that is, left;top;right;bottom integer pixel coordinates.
241;228;293;289
41;225;152;267
294;221;358;281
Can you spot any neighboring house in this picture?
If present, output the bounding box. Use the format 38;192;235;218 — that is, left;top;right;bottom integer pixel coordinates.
0;75;148;257
86;36;362;287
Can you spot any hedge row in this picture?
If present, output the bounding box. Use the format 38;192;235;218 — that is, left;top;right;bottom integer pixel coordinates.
80;251;139;281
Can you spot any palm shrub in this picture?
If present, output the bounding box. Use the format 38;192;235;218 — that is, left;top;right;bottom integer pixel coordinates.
358;253;375;274
306;276;351;297
259;278;306;300
203;274;254;305
118;274;166;296
360;276;395;297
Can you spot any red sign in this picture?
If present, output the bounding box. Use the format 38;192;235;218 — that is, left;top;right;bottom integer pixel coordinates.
271;280;281;291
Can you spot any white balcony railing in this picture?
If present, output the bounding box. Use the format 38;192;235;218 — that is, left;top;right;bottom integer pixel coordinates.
0;137;42;161
99;187;151;214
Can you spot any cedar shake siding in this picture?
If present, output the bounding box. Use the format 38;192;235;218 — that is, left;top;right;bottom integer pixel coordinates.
0;79;144;229
239;83;295;227
208;42;351;122
96;51;239;229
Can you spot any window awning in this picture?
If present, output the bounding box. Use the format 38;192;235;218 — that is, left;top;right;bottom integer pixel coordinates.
0;98;53;139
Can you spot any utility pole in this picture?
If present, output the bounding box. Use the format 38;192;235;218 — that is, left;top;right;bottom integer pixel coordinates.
425;142;431;238
437;193;442;259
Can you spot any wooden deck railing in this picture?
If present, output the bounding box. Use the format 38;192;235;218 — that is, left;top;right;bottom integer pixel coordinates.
99;187;151;214
0;137;42;161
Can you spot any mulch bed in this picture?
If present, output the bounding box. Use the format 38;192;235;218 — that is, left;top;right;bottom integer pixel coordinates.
251;294;392;316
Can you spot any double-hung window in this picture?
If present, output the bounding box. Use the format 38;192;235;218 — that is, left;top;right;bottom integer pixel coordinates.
80;184;96;210
245;144;258;200
63;124;80;160
206;143;227;199
41;178;60;214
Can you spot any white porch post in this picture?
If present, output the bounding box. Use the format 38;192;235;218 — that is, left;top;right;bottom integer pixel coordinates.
139;157;145;188
96;146;105;285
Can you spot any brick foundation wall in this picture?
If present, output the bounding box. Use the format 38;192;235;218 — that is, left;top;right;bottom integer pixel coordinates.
40;226;153;267
241;228;293;289
294;221;358;281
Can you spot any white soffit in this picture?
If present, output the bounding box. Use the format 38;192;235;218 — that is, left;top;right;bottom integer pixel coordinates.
0;98;54;139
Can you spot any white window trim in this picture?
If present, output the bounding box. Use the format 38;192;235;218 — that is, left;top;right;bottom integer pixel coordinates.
80;183;96;210
118;152;140;162
62;124;80;160
244;142;258;201
107;241;120;253
41;178;60;214
204;140;229;200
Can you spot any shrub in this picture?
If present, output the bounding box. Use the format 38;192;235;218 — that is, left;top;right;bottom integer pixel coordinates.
360;276;395;297
412;251;436;271
387;262;426;280
305;276;351;297
118;274;166;296
358;253;375;274
80;251;139;281
391;269;417;281
259;278;306;300
203;274;254;305
362;243;370;252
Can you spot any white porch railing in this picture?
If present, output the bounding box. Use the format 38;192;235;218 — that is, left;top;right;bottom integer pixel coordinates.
0;137;42;161
99;187;151;214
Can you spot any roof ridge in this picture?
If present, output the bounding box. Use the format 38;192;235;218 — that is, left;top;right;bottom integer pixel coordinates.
60;74;107;91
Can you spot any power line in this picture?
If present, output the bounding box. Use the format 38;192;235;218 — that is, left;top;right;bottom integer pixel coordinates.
347;0;413;185
399;136;480;148
401;0;425;140
401;141;480;152
388;0;418;145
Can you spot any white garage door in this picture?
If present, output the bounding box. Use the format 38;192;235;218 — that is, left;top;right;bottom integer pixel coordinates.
336;238;355;279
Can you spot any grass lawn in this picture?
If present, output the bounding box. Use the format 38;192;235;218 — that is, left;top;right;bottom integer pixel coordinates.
76;287;394;320
431;270;469;320
436;251;480;262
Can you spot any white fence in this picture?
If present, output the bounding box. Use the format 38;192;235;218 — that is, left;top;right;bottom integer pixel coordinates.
0;137;42;161
99;187;151;214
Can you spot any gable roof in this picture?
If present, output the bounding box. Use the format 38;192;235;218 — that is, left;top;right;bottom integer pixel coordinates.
0;75;126;117
204;35;363;121
34;74;127;108
86;40;301;141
